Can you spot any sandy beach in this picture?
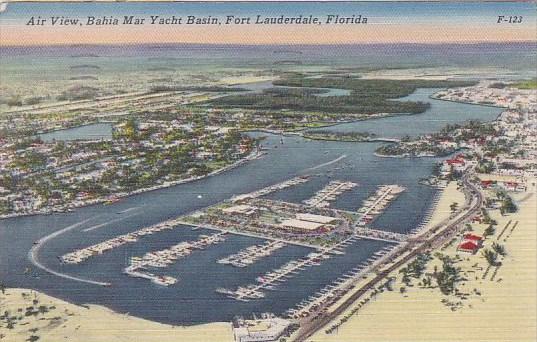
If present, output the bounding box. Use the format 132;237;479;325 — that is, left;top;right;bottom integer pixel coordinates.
310;178;536;342
0;288;233;342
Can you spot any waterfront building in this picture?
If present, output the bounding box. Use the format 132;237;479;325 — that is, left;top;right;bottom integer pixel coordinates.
233;317;291;342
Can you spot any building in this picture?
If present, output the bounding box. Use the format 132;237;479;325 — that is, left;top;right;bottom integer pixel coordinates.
223;204;257;216
458;240;480;253
295;213;339;224
457;234;483;254
233;317;291;342
279;218;325;232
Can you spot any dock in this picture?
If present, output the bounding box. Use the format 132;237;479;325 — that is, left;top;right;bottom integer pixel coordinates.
303;180;358;208
355;184;405;227
124;232;227;286
60;217;186;264
218;241;286;268
231;176;311;202
354;227;408;243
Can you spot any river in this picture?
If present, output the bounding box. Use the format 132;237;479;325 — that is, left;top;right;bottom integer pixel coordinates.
0;88;502;325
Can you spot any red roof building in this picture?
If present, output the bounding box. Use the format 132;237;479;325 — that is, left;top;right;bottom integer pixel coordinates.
480;180;494;188
446;158;465;165
458;240;479;253
463;234;483;242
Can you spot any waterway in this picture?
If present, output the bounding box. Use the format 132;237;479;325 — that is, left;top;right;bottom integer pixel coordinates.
39;123;113;142
308;88;503;138
0;88;502;325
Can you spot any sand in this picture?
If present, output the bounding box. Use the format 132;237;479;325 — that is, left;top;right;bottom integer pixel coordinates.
0;289;233;342
311;179;537;342
422;181;466;231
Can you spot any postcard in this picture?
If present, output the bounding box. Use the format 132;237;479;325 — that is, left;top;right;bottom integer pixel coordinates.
0;1;535;342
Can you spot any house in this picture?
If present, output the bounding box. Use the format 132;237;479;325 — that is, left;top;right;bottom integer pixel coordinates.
458;240;480;254
463;234;483;242
458;233;483;254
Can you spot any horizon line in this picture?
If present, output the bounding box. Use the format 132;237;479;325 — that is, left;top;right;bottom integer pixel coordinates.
2;40;535;48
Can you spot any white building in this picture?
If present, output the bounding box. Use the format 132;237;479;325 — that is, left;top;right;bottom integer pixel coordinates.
233;317;291;342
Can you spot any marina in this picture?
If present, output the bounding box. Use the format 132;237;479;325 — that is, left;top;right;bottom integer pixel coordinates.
216;237;360;302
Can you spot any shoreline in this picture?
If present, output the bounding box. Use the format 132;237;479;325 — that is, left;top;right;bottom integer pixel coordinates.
0;288;233;342
429;93;507;111
0;149;265;220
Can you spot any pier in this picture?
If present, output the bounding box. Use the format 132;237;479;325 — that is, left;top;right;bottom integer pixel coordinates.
232;175;311;202
354;227;408;243
218;241;286;268
60;217;186;264
217;251;329;301
355;184;405;227
303;180;358;208
124;232;227;286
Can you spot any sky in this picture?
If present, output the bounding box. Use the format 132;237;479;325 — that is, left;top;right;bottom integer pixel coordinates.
0;2;535;45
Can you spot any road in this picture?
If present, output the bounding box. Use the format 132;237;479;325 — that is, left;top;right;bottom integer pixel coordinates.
291;173;483;342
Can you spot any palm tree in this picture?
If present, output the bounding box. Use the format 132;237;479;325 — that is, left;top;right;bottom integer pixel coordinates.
482;249;498;266
492;242;507;256
483;225;496;238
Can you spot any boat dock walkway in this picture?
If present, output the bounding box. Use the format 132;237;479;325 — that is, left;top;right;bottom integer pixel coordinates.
124;232;227;286
355;184;406;227
217;241;286;268
303;180;358;208
231;175;311;202
354;227;408;243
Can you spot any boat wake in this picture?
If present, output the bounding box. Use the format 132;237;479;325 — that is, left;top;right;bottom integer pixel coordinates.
117;206;142;214
302;154;347;173
82;212;141;232
28;217;111;286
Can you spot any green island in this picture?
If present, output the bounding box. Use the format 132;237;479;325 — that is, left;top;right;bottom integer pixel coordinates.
302;130;378;142
206;74;476;115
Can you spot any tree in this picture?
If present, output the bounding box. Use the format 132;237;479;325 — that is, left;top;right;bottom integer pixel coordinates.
482;249;499;266
500;196;517;215
434;255;461;295
483;224;496;238
492;242;507;257
37;305;48;315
